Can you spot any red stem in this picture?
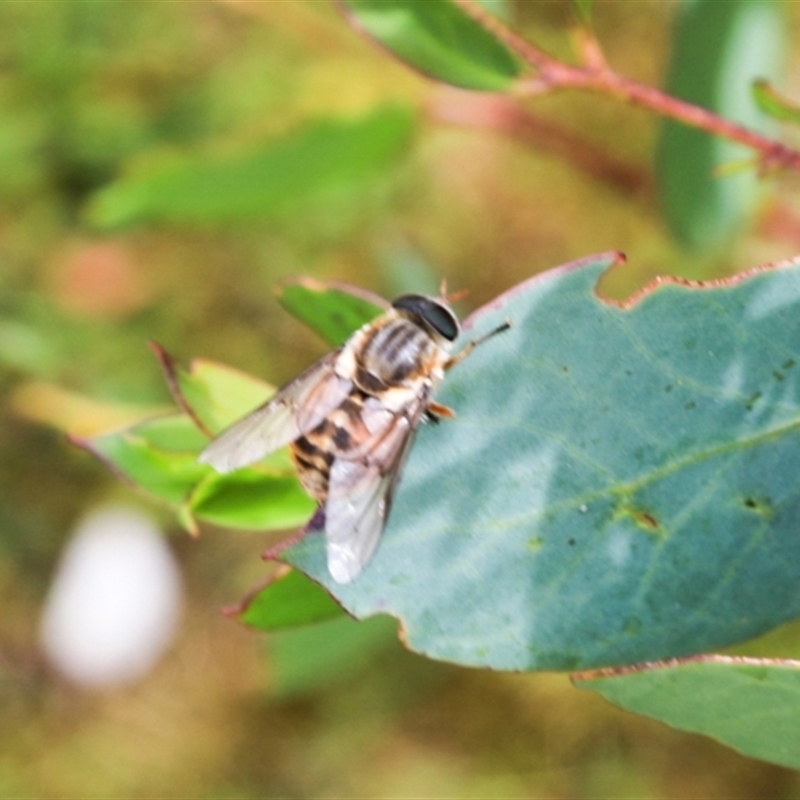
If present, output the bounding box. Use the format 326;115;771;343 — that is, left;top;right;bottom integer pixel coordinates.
452;0;800;172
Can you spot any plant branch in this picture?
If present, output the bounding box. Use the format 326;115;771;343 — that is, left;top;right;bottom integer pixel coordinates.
452;0;800;173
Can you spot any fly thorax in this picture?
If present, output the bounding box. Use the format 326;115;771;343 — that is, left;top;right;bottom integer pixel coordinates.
356;317;438;392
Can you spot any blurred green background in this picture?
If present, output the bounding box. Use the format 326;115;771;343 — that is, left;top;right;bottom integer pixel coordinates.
2;1;800;797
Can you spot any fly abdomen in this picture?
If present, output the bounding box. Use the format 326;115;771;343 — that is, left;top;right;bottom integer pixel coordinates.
290;401;366;502
291;432;335;502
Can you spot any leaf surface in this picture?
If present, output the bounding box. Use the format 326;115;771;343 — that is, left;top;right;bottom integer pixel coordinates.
78;414;208;507
574;656;800;769
277;278;387;347
656;0;783;250
341;0;522;91
86;108;414;228
572;0;593;26
237;568;345;631
76;351;309;533
752;79;800;124
152;342;275;435
188;469;313;530
268;614;398;696
284;251;800;670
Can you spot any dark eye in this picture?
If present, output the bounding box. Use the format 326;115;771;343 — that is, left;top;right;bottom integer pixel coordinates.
391;295;459;341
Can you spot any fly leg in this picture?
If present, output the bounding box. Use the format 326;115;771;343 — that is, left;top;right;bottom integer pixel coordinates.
444;320;511;371
425;401;456;423
428;319;510;422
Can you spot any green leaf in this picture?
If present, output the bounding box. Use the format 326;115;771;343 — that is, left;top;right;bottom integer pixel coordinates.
574;656;800;769
152;343;275;435
341;0;522;91
165;282;386;528
238;568;344;630
283;251;800;671
277;278;387;348
572;0;592;25
188;468;313;530
752;78;800;124
269;614;398;696
78;409;311;532
656;0;784;250
75;345;311;532
76;414;208;506
85;107;415;229
127;413;208;452
473;0;511;22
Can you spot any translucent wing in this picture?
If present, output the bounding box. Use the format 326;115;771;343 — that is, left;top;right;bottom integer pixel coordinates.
199;351;351;473
321;392;430;584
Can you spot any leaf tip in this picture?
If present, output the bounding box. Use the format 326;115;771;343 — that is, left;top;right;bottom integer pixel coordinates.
150;341;213;437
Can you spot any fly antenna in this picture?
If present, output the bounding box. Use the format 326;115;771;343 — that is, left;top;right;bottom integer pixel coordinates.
438;277;469;305
447;287;470;304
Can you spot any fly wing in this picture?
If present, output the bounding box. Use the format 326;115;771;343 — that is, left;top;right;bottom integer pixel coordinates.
321;391;430;584
199;351;351;473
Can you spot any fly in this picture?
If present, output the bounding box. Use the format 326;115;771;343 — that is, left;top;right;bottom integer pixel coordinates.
199;290;508;583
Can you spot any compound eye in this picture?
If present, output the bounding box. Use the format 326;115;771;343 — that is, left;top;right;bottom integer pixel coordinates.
392;294;459;341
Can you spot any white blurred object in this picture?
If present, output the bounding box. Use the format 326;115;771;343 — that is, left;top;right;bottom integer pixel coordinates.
40;505;182;688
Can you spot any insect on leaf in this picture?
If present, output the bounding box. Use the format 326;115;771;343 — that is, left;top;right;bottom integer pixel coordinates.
283;251;800;672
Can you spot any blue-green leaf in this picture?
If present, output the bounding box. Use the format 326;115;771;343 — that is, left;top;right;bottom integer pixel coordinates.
284;251;800;670
574;656;800;769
